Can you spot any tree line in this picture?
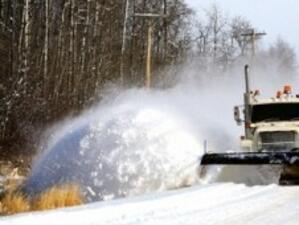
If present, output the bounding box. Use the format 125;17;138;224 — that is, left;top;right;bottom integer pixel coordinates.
190;5;297;76
0;1;297;151
0;0;191;150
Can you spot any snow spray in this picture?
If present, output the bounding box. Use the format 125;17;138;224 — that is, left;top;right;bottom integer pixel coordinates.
21;78;235;202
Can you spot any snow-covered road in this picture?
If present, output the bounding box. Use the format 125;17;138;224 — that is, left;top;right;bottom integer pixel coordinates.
2;183;299;225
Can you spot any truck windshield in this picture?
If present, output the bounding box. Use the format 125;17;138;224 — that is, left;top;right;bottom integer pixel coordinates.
251;103;299;123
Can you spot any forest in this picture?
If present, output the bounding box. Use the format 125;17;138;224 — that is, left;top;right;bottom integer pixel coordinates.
0;0;297;155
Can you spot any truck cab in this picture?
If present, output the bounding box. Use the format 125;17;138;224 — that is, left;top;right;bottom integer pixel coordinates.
235;85;299;152
201;66;299;185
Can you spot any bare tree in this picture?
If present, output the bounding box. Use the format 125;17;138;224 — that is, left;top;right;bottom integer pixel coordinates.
230;16;253;56
44;0;49;96
263;38;297;75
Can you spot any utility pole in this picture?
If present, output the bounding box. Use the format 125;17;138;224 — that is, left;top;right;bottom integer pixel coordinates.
146;22;153;88
241;29;266;61
133;13;168;88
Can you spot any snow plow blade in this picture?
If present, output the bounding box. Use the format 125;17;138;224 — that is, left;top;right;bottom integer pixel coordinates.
201;151;299;165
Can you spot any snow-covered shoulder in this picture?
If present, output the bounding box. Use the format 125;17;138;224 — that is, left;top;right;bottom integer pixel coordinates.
2;183;299;225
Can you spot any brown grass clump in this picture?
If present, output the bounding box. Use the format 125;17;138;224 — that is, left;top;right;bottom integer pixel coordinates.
31;184;84;211
0;184;84;215
1;191;30;215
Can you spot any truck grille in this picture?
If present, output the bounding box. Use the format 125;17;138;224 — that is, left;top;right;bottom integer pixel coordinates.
258;131;296;151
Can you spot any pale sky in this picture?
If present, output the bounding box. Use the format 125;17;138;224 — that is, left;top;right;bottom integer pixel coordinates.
185;0;299;55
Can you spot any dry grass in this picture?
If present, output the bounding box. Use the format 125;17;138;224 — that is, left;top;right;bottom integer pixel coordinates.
32;184;84;211
1;191;30;215
0;184;84;215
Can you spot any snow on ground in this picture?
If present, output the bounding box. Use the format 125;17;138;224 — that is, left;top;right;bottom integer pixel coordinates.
2;183;299;225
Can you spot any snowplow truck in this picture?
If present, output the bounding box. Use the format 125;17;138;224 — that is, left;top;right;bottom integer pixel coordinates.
201;65;299;185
